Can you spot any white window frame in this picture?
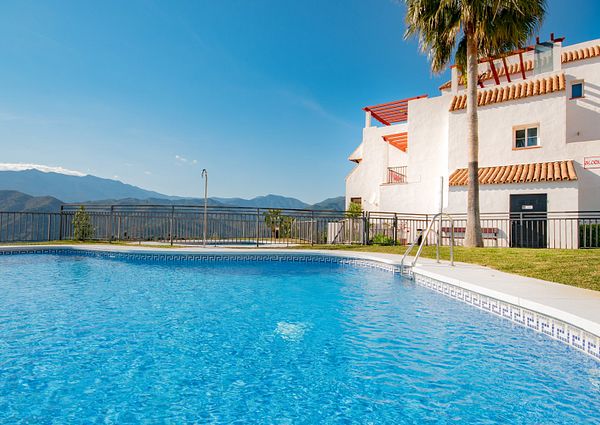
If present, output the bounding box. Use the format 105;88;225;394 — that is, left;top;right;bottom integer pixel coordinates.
570;80;584;99
513;124;540;150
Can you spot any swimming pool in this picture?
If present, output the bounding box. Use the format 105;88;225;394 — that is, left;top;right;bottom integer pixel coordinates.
1;251;599;423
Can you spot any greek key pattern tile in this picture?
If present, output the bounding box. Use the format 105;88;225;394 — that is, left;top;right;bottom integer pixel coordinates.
413;272;600;361
0;247;403;274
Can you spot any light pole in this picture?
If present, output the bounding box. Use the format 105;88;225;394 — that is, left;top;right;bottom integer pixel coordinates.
201;169;208;247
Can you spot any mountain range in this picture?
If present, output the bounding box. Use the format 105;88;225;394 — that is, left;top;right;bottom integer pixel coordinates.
0;170;345;212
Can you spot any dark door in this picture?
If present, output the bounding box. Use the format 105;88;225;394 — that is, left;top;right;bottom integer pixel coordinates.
510;194;547;248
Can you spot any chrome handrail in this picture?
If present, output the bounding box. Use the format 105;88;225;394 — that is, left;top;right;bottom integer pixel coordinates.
400;212;455;273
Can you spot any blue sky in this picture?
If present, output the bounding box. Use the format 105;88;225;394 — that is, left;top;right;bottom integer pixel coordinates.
1;0;598;202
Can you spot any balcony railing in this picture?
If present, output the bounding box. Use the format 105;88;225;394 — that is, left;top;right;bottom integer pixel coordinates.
387;166;407;184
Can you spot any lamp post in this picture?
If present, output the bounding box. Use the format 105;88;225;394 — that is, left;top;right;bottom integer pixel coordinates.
201;169;208;247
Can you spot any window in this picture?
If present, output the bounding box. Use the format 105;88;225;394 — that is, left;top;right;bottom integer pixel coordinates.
350;197;362;205
514;126;539;149
571;81;584;99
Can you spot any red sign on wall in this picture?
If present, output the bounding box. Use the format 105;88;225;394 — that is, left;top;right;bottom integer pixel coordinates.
584;156;600;169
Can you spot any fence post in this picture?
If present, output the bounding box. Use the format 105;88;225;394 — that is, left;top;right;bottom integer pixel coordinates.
256;208;260;247
363;211;370;245
311;211;315;246
59;205;64;241
109;205;114;243
393;213;398;245
424;214;429;246
47;214;52;241
170;205;174;246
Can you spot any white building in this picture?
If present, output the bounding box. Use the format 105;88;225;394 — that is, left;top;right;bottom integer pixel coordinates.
346;36;600;247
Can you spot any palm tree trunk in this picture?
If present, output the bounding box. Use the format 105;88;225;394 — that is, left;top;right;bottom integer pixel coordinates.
464;33;484;247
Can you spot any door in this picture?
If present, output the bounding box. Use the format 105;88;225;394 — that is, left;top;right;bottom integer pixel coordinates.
510;194;547;248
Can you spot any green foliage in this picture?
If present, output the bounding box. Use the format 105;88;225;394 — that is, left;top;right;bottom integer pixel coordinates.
263;209;295;239
579;224;600;248
371;233;394;246
72;206;94;241
403;0;546;73
346;202;362;219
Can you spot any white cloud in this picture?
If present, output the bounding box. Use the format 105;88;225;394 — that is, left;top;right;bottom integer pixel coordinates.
192;159;198;164
0;163;86;176
144;170;152;175
175;155;188;163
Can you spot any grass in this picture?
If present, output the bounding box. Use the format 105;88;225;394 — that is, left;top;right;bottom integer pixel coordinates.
292;244;600;292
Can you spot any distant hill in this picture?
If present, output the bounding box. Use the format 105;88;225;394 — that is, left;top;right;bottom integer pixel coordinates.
213;194;310;210
0;169;177;203
0;169;344;211
311;196;345;211
0;190;345;213
0;190;63;212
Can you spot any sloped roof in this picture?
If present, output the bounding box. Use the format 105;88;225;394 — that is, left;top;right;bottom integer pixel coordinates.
449;72;565;111
562;44;600;63
348;143;363;163
383;132;408;152
449;160;577;186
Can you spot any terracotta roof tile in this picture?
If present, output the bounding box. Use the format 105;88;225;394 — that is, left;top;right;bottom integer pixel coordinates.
449;160;577;186
562;44;600;63
382;132;408;152
449;73;565;111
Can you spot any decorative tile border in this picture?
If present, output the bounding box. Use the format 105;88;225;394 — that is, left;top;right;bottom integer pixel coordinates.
0;247;403;274
413;272;600;361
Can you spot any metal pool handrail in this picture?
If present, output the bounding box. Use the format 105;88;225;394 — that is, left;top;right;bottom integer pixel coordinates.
400;212;455;273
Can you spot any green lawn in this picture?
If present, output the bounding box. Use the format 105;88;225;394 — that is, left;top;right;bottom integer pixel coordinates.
293;245;600;292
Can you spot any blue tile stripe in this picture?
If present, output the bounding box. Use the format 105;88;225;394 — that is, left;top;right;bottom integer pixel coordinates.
412;272;600;362
0;247;403;274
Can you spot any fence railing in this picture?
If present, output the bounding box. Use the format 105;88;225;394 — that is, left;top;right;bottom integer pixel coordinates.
386;167;407;184
0;205;599;249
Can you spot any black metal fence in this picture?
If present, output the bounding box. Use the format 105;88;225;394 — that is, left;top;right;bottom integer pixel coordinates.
0;205;599;249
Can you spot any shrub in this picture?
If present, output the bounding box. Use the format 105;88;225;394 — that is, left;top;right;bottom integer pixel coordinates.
73;206;94;241
371;233;394;246
263;209;294;239
346;202;362;219
579;223;600;248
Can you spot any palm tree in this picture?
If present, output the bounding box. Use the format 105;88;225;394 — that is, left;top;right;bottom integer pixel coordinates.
404;0;546;247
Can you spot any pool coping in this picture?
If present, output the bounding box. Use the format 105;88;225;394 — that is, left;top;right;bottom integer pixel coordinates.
2;244;599;361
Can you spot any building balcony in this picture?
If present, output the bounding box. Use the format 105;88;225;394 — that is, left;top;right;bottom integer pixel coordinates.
386;166;407;184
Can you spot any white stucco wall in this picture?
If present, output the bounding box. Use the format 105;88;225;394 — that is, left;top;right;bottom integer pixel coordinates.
346;38;600;218
345;122;408;211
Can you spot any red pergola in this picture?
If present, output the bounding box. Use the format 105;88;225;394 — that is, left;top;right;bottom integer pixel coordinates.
363;95;428;126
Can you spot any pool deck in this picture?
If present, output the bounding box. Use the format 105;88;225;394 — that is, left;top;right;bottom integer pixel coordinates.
2;243;600;356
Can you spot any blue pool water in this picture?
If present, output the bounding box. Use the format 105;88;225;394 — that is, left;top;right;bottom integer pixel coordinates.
0;253;599;423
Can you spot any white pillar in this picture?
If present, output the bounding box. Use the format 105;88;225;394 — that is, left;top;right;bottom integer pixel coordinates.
451;66;459;94
553;41;562;72
365;111;372;128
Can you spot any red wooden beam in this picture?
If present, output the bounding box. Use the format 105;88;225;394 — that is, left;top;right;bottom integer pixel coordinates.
518;51;526;80
502;57;511;83
362;94;427;110
366;109;390;126
488;59;500;85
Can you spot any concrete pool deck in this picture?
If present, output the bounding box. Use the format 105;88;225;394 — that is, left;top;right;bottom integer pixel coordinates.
2;243;599;360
